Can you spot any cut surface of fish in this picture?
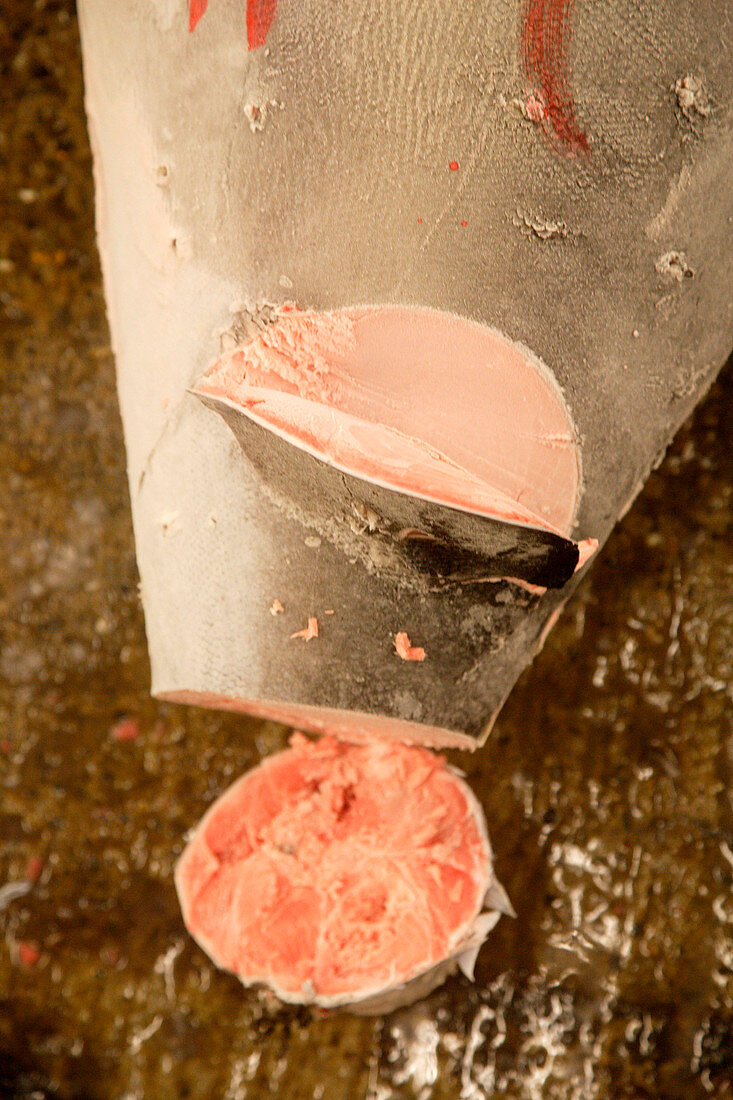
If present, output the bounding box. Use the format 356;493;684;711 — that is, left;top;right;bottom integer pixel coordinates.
195;305;583;537
161;692;483;752
175;734;510;1011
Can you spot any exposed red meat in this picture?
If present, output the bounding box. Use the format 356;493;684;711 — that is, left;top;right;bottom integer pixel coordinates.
290;617;319;641
17;942;40;968
394;632;426;662
175;735;511;1011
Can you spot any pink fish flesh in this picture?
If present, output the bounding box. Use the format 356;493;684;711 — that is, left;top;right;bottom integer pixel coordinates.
175;734;512;1011
195;305;583;539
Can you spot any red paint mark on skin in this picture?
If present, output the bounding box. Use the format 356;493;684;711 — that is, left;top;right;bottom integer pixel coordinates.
247;0;277;49
189;0;276;50
449;161;459;171
188;0;208;32
521;0;589;154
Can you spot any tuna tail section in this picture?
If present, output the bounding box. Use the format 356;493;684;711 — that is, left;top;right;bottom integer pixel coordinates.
79;0;733;750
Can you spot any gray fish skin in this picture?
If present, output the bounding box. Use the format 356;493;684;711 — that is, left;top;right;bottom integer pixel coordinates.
78;1;733;746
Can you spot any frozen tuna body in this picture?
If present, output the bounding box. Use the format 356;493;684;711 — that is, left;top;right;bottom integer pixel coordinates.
175;735;512;1013
78;2;733;747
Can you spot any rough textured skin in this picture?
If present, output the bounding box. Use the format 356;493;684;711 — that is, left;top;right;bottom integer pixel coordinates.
76;0;733;744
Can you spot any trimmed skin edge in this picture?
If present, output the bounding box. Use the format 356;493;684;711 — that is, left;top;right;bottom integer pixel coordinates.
174;741;513;1013
192;389;591;591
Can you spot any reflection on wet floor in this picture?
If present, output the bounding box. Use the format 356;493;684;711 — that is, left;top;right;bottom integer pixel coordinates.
1;3;732;1098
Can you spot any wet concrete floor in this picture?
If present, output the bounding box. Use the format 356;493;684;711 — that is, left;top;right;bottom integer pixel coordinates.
1;4;732;1098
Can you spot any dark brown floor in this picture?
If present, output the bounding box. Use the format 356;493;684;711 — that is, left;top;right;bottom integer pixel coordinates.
1;4;732;1098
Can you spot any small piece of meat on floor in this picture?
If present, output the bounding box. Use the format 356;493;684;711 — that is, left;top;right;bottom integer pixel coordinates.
110;717;140;742
291;617;319;641
24;857;44;883
17;941;41;967
394;631;426;661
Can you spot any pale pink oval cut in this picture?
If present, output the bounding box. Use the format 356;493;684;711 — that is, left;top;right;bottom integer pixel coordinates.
196;305;582;535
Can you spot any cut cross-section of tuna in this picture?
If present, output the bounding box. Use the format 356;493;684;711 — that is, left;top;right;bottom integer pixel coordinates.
197;306;581;533
194;306;590;590
175;735;512;1013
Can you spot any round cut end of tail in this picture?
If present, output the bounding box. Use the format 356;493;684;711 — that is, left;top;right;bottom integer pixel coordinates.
175;735;510;1011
